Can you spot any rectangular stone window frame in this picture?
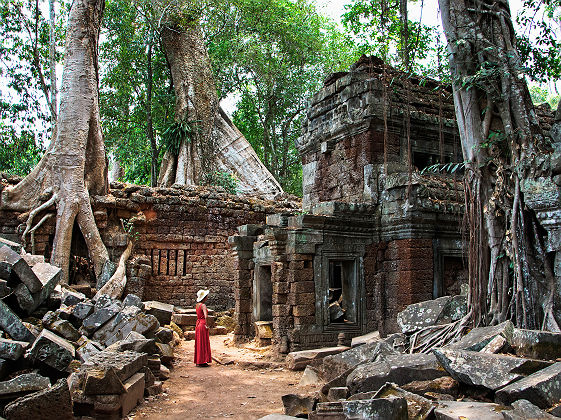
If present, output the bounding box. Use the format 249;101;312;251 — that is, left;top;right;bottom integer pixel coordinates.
433;240;466;299
315;251;364;333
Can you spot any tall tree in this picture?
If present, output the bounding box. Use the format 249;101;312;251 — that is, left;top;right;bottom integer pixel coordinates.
155;2;283;197
439;0;558;329
1;0;114;284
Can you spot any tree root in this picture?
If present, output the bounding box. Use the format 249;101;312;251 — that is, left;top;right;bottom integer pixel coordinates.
93;240;133;300
21;191;57;249
29;213;54;254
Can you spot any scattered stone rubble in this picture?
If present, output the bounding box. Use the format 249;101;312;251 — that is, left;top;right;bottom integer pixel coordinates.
0;237;183;419
280;293;561;419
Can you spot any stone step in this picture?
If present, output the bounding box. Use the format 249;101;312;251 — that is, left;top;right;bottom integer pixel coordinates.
172;312;216;328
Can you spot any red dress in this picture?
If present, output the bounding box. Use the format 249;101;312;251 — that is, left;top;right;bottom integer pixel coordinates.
194;303;211;364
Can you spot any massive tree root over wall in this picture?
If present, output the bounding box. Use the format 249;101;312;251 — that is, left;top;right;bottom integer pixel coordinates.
439;0;558;330
1;0;113;284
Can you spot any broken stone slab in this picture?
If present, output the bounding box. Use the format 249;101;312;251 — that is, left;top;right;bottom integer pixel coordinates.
347;353;448;395
502;399;558;420
106;331;158;355
299;365;322;386
81;302;122;334
144;301;174;326
29;262;63;311
92;305;142;346
509;328;561;360
0;299;36;342
322;340;399;382
282;394;317;417
342;396;409;420
156;342;174;365
83;367;126;395
327;387;348;401
0;373;50;399
402;376;459;398
120;372;145;417
61;288;86;306
46;319;81;342
373;383;436;420
13;283;35;313
145;380;163;397
3;378;73;420
351;330;381;348
434;348;552;390
94;293;120;309
433;401;508;420
286;346;350;371
28;329;75;371
0;338;29;361
158;364;170;380
495;362;561;408
397;295;467;333
82;350;148;383
0;280;11;298
76;338;102;362
0;245;42;292
22;253;45;267
446;320;514;352
480;335;509;354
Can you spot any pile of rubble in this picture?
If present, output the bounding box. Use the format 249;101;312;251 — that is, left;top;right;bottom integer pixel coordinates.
282;294;561;419
0;237;181;419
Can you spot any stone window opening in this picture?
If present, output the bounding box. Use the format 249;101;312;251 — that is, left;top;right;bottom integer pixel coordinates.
253;265;273;322
328;260;357;324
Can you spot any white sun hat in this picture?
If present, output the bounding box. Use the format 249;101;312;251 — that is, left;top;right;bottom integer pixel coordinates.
196;289;210;302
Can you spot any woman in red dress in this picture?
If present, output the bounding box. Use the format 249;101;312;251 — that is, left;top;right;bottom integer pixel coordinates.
194;289;211;366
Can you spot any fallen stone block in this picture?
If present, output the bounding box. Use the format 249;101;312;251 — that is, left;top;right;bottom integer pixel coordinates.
322;340;398;381
372;383;436;420
156;342;174;365
298;365;322;386
82;350;148;383
434;401;507;419
155;327;174;344
120;372;145;417
0;300;36;342
22;254;45;267
46;319;81;342
480;335;509;354
434;348;552;390
123;294;144;309
71;301;94;321
286;346;350;371
446;320;514;352
83;367;126;395
140;366;155;387
495;362;561;408
4;378;72;420
509;328;561;360
258;416;301;420
347;353;448;395
0;237;23;254
502;399;558;420
282;394;317;417
81;302;122;334
0;373;50;399
30;262;62;310
76;338;102;362
0;280;11;298
159;364;170;380
144;301;174;326
145;381;163;397
61;288;86;306
0;338;29;361
0;245;42;292
401;376;459;398
351;330;380;348
171;312;196;326
397;295;467;333
342;396;408;420
93;393;121;418
309;401;344;419
327;387;348;401
108;331;158;354
28;329;75;371
13;283;35;313
92;305;142;346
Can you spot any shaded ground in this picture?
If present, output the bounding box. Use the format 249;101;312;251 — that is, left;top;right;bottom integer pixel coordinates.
131;335;314;419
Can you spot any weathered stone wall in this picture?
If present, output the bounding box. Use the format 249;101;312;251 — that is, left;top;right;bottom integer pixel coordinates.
0;180;299;310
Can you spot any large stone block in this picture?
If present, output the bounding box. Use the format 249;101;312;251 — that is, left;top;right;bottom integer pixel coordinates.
397;295;467;333
342;396;408;420
0;245;42;292
502;399;558;420
30;262;63;310
4;379;73;420
446;320;514;352
347;353;448;395
0;338;29;361
83;367;126;395
286;346;350;371
120;372;145;416
509;328;561;360
434;348;552;390
282;394;317;417
82;350;148;382
0;300;36;342
81;302;122;334
495;362;561;408
92;305;142;346
144;301;174;325
0;373;50;399
434;401;507;420
28;329;75;371
372;383;435;420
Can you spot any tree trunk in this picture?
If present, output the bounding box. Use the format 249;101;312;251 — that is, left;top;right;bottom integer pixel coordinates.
439;0;557;329
157;18;282;198
1;0;113;284
145;37;159;187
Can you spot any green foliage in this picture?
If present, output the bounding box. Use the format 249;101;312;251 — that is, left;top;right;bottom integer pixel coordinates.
100;0;175;186
202;170;239;194
206;0;359;196
529;85;560;110
121;218;139;242
0;123;44;176
420;161;466;175
161;121;198;156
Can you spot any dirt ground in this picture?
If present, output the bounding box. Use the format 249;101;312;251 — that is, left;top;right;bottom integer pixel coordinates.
131;335;316;419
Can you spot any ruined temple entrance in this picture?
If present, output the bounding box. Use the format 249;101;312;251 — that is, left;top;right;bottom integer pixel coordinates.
254;264;273;322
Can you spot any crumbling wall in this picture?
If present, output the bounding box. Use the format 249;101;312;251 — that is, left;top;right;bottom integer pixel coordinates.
0;180;299;310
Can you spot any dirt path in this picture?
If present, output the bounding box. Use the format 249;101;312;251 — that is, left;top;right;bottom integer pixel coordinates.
131;335;314;419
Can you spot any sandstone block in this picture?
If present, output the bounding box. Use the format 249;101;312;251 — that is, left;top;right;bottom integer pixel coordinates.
120;372;145;416
4;378;72;420
83;367;126;395
282;394;317;417
0;245;42;292
29;329;75;371
286;346;350;371
434;401;506;420
144;301;174;325
0;373;50;398
0;338;29;361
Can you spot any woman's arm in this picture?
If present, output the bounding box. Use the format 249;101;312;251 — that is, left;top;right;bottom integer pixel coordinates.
203;304;209;326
